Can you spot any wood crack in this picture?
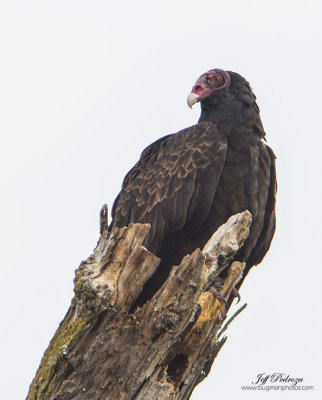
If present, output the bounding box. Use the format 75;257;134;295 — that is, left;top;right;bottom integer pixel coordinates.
27;210;252;400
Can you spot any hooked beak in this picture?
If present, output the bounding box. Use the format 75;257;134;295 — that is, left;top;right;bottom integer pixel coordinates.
187;92;199;109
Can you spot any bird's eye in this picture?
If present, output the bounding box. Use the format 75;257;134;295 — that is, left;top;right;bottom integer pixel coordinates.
202;70;230;90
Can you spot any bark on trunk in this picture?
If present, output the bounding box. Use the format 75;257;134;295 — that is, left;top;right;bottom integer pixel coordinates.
27;208;252;400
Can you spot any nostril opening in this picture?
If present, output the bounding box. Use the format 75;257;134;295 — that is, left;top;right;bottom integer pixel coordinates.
193;84;203;94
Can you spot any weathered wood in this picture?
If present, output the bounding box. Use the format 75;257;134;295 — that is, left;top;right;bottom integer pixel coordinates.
27;209;252;400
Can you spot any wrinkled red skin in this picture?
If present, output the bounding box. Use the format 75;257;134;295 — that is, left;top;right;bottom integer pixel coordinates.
191;69;231;102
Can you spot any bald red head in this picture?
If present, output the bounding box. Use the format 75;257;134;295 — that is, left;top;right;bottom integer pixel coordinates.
187;69;231;108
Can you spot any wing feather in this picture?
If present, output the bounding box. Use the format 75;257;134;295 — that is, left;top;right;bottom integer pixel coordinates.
110;122;227;252
248;145;277;265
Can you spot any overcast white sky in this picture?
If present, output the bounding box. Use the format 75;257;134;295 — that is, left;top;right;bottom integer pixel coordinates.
1;1;321;399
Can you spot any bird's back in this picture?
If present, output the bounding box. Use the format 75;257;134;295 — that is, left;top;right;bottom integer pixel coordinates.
110;122;228;255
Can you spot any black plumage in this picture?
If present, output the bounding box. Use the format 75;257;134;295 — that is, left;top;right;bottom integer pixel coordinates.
109;69;276;306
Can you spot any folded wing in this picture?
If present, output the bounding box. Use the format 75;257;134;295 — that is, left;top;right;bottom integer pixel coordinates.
110;122;228;253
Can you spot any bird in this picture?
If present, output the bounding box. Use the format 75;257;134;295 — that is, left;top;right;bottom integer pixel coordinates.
109;68;277;308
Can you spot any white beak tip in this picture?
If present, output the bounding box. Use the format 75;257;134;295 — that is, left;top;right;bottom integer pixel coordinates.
187;92;199;109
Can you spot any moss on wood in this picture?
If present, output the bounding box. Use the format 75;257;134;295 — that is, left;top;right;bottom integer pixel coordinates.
27;307;86;400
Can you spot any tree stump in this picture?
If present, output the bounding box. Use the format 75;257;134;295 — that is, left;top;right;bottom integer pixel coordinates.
27;209;252;400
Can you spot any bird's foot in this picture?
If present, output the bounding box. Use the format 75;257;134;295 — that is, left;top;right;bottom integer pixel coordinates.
209;279;227;307
211;276;224;289
231;287;241;303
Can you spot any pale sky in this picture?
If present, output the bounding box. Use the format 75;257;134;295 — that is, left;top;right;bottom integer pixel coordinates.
1;1;321;399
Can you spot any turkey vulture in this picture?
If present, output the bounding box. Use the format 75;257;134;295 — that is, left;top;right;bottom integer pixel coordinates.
109;68;276;307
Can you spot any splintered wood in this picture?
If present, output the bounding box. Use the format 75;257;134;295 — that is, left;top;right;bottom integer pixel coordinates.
27;210;252;400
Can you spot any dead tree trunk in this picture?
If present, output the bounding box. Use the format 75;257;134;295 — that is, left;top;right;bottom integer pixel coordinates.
27;208;252;400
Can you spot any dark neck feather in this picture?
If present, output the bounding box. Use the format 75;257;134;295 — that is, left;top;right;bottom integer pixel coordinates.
198;86;266;141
